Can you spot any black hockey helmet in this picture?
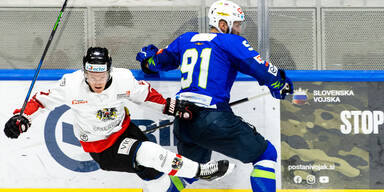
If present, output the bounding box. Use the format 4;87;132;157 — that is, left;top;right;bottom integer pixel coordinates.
83;47;112;72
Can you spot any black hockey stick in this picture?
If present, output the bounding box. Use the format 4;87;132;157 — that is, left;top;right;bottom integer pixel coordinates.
144;92;270;134
19;0;69;116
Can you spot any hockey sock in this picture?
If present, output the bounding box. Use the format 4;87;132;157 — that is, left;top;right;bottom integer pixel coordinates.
250;141;277;192
136;141;199;178
167;176;186;192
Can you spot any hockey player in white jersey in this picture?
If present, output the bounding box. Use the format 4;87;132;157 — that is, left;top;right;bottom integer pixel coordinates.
4;47;234;191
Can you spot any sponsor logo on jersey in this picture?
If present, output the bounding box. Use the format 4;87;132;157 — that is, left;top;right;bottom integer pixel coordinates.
268;63;278;76
72;99;88;105
117;138;136;155
159;151;168;168
254;55;263;64
80;133;88;141
96;107;117;121
117;91;131;99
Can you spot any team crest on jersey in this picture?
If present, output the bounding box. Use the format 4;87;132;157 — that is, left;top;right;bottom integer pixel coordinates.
96;108;117;121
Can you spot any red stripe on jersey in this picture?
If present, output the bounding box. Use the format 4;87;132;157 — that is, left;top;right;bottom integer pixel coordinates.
13;94;45;115
168;169;177;176
80;115;131;153
40;91;50;96
144;84;166;104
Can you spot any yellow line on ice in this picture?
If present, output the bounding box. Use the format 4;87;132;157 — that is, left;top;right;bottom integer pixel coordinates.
0;190;141;192
278;190;384;192
184;190;384;192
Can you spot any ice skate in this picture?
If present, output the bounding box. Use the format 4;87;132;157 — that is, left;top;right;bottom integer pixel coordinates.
195;160;235;181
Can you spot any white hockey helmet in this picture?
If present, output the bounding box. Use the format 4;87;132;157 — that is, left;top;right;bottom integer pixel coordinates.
208;0;245;34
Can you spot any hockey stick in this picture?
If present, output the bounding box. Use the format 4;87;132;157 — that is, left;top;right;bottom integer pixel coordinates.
144;92;270;134
19;0;69;116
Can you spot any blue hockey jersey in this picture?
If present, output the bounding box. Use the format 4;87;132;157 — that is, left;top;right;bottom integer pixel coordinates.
148;32;284;106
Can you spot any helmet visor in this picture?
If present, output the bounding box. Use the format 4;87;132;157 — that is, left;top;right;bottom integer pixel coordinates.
84;71;109;84
232;21;246;35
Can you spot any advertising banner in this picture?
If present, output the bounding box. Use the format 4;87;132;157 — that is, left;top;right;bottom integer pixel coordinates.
281;82;384;189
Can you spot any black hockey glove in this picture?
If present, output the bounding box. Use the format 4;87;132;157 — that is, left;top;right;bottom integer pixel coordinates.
4;114;31;139
136;44;159;75
163;98;198;120
268;69;294;100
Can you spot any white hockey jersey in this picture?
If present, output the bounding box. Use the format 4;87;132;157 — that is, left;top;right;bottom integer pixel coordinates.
18;68;166;153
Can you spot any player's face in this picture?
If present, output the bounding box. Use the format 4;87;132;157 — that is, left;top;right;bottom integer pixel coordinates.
232;21;243;35
85;71;109;93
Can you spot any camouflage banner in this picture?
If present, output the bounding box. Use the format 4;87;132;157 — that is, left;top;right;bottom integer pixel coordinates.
281;82;384;189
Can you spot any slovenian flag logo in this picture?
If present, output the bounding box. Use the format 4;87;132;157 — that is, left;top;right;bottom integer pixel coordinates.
292;88;308;105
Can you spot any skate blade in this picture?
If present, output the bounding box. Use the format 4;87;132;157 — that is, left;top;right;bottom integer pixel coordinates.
214;163;236;181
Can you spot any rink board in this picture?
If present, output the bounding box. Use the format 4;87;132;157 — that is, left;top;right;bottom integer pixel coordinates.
0;79;280;190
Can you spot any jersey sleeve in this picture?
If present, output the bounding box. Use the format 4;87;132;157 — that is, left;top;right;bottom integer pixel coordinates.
147;34;183;72
124;69;166;105
34;74;70;110
225;35;282;87
14;74;69;118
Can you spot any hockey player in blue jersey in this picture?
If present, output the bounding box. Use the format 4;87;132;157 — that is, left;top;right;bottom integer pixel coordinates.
136;0;293;191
